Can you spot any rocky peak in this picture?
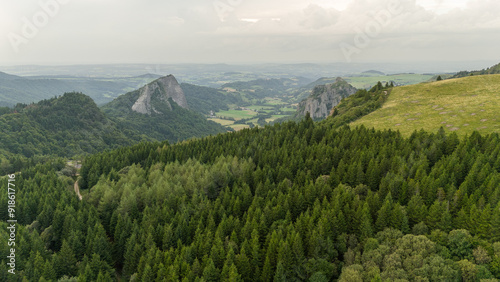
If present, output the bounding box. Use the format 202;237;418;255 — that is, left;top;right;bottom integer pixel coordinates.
297;78;357;120
132;75;188;114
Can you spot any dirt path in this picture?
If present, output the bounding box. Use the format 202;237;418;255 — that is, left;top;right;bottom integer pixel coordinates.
74;179;82;201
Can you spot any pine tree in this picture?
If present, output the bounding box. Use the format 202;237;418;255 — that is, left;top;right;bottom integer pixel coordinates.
407;194;427;226
477;204;492;240
210;236;226;270
491;203;500;242
42;259;57;281
250;229;262;277
141;264;154;282
359;203;373;240
96;270;113;282
54;240;77;277
228;264;243;282
261;255;273;282
439;208;453;233
274;262;287;282
236;248;252;281
202;259;219;282
375;194;393;232
426;201;443;230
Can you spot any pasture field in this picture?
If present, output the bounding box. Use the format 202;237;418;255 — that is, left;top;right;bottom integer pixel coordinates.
215;109;256;120
351;74;500;136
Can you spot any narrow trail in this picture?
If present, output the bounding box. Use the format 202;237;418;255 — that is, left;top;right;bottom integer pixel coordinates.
74;179;82;201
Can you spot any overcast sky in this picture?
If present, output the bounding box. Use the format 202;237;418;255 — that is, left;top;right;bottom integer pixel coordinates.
0;0;499;65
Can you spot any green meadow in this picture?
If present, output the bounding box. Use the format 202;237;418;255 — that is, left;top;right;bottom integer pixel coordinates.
351;74;500;136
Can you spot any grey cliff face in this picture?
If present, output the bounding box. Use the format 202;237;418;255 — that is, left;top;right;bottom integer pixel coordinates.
132;75;188;114
298;78;357;120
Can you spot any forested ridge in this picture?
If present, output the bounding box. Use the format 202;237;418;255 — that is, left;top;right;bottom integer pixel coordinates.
180;83;244;115
0;90;228;174
0;92;137;159
2;111;500;281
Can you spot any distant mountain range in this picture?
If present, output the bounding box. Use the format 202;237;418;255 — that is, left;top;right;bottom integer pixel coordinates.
0;71;156;106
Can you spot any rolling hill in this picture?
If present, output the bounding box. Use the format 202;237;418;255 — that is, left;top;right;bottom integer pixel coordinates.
0;92;136;158
180;83;244;114
350;74;500;136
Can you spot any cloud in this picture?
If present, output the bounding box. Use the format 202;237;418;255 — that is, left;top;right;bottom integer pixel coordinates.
300;4;341;30
0;0;499;65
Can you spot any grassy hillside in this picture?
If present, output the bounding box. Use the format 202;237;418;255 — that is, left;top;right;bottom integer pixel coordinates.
351;74;500;136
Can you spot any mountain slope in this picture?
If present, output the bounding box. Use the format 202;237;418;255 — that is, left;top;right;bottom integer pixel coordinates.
350;74;500;136
180;83;244;114
103;75;228;142
0;71;22;80
0;92;135;157
296;78;357;120
130;75;188;114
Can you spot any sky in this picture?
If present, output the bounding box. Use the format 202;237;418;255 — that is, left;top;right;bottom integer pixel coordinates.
0;0;499;65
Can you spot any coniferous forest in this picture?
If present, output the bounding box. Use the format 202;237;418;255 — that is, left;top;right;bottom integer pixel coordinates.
2;0;499;279
2;106;500;280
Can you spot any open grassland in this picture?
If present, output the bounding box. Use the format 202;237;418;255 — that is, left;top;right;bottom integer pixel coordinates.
264;97;287;105
247;105;275;112
215;109;256;120
211;96;295;129
351;74;500;136
229;124;250;131
266;115;288;123
207;118;234;126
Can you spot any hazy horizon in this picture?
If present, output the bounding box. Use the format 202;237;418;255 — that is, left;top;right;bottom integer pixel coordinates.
1;0;499;66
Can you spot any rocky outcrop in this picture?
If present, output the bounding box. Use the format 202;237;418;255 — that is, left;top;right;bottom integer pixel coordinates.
132;75;188;114
297;78;357;120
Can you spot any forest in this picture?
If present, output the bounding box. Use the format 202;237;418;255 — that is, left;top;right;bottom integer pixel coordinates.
1;108;500;280
0;93;137;159
0;91;227;175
